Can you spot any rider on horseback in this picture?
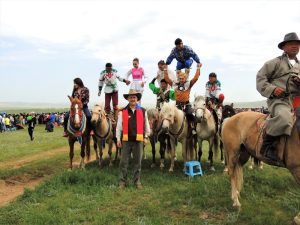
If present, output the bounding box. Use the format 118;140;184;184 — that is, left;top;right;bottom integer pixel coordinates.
63;78;92;137
164;63;202;135
149;75;175;111
205;72;225;109
257;32;300;165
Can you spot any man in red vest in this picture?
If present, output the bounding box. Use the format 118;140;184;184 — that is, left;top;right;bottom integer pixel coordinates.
116;90;150;189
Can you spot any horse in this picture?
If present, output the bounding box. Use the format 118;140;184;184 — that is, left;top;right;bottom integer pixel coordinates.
193;95;219;171
221;110;300;224
91;104;116;168
147;108;170;169
67;96;91;169
159;102;193;172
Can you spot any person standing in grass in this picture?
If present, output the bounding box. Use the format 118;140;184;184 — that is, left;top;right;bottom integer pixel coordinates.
116;90;150;189
27;112;36;141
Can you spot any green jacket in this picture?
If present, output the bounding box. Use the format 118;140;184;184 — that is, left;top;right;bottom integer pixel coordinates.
149;81;175;109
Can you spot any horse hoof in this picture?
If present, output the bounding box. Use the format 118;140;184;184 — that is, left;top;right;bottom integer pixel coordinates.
109;162;113;167
233;202;241;209
169;168;174;172
221;160;225;165
210;166;215;172
248;165;253;170
223;167;228;173
151;163;156;168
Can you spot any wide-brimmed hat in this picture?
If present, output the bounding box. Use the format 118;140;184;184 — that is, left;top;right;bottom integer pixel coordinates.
123;90;142;101
278;32;300;50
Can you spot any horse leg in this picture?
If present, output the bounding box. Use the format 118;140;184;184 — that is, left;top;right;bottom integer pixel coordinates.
159;140;166;169
150;137;156;168
108;141;113;167
181;139;187;172
197;138;203;162
69;139;75;169
80;141;86;169
169;138;176;172
208;141;215;171
93;136;99;161
86;135;91;162
220;140;225;164
226;143;243;208
99;140;104;168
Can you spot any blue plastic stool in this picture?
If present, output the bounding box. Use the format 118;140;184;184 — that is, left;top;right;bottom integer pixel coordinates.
185;161;203;177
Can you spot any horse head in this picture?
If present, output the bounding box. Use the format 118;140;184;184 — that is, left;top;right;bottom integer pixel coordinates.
222;105;236;121
159;102;177;132
91;103;106;126
68;95;84;129
147;108;159;136
193;95;207;123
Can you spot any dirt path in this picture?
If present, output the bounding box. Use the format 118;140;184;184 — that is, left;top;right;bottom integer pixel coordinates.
0;144;116;207
0;146;71;170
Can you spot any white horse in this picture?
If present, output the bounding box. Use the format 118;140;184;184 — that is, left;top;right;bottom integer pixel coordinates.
91;104;115;168
159;102;193;172
193;95;219;171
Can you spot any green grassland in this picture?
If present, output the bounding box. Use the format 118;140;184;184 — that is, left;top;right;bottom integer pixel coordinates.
0;126;299;225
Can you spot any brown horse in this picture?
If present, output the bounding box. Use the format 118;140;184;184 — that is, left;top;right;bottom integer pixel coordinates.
67;96;91;169
91;104;116;168
221;111;300;224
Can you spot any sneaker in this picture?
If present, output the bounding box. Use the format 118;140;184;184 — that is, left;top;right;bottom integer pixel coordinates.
62;132;69;137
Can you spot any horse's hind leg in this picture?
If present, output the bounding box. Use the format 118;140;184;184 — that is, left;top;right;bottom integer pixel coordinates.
86;136;91;162
197;138;203;162
93;136;99;161
159;140;166;169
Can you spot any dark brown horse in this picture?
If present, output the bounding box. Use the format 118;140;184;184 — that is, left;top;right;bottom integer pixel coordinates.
67;96;91;169
221;111;300;224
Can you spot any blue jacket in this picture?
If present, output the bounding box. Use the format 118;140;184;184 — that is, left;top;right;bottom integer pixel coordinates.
166;45;200;65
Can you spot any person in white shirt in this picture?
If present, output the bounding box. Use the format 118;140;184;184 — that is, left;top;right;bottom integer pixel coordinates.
98;63;130;115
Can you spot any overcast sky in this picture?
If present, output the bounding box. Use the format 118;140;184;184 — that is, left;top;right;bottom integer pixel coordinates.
1;0;300;107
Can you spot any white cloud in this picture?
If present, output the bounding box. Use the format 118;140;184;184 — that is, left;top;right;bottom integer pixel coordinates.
1;0;300;103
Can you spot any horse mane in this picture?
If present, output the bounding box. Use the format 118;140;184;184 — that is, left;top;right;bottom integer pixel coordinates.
194;95;205;103
160;102;176;115
147;108;159;119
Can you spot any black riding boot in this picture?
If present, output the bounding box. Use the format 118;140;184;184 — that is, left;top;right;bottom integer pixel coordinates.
260;134;281;163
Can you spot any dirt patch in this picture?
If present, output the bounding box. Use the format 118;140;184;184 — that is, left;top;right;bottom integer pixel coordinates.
0;176;45;207
0;144;117;207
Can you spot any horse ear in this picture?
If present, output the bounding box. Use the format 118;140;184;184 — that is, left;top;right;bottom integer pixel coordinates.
68;95;73;102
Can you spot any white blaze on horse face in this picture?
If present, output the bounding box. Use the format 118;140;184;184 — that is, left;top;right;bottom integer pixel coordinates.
195;107;205;119
74;104;80;124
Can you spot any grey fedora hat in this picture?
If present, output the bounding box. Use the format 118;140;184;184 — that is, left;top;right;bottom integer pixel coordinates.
278;32;300;50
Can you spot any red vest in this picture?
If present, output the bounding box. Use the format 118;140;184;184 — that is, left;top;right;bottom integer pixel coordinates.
122;105;145;141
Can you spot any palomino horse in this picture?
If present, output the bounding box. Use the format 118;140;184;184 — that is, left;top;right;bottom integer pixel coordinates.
193;95;219;170
221;111;300;224
67;96;91;169
91;104;116;168
159;102;193;172
147;108;170;169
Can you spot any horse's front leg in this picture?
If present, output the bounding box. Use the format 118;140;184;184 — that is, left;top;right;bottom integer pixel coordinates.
108;140;113;167
93;136;99;161
159;140;166;169
69;138;75;169
197;138;203;162
86;135;91;162
98;139;104;168
80;140;86;169
220;140;225;164
150;137;156;168
169;138;176;172
181;139;187;172
208;139;215;171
